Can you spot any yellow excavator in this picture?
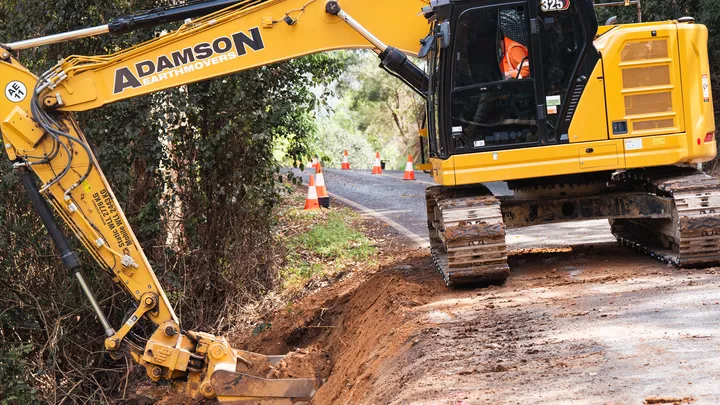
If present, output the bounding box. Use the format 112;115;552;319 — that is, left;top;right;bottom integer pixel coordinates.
0;0;714;401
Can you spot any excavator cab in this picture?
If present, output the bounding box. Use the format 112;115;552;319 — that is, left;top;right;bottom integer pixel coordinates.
426;0;598;160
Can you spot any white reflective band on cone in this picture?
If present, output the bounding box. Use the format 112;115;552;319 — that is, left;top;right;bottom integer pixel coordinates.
307;187;318;199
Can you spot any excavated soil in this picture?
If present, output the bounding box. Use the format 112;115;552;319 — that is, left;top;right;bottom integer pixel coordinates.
140;201;720;404
239;244;445;403
236;223;720;404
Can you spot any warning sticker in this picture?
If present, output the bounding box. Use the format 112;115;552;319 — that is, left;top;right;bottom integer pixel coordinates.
703;74;710;102
125;314;139;327
546;95;561;106
547;105;558;115
625;138;643;151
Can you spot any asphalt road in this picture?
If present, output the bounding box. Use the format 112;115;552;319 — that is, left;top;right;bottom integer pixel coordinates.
295;167;616;251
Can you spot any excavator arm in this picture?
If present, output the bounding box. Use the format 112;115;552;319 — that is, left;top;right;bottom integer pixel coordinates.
19;0;429;111
0;0;429;401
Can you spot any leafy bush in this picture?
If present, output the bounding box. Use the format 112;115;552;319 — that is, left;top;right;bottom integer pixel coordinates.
0;344;40;405
0;1;344;402
281;208;375;289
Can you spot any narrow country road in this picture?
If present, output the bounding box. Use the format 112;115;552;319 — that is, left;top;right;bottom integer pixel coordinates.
270;165;720;404
294;167;616;250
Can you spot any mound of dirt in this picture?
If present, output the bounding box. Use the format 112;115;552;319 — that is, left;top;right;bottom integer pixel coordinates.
267;345;332;384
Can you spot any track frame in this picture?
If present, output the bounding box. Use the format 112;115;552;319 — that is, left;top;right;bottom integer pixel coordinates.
426;166;720;288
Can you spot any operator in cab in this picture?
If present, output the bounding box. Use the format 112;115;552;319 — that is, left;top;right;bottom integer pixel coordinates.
499;10;530;80
500;35;530;79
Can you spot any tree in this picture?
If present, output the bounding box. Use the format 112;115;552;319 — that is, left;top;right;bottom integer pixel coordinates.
0;1;344;402
313;51;425;170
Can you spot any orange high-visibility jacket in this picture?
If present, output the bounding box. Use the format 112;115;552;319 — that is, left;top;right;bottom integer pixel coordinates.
500;37;530;79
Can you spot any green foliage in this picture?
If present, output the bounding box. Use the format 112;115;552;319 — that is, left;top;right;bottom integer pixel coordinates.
0;1;163;402
293;211;374;259
281;208;375;289
154;54;345;330
0;344;40;405
312;51;425;170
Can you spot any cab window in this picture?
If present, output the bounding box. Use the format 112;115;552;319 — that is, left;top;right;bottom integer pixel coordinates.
538;3;585;141
450;5;539;152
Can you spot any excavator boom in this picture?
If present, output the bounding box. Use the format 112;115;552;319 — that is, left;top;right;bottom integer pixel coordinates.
0;0;429;401
20;0;428;112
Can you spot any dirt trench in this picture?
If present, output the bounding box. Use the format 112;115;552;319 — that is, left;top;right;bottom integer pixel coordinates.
143;237;720;404
240;246;448;404
237;236;720;405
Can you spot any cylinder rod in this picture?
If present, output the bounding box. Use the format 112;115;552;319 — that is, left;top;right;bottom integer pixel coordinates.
5;25;110;51
4;0;248;50
335;9;388;51
75;272;115;337
17;168;114;337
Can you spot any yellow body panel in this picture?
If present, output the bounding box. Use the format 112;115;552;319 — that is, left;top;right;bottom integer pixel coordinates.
677;23;717;163
431;132;712;186
596;25;616;37
432;20;715;186
432;140;622;185
568;62;608;143
597;23;685;139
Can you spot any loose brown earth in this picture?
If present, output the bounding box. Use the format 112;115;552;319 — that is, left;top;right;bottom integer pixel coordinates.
231;210;720;404
140;202;720;404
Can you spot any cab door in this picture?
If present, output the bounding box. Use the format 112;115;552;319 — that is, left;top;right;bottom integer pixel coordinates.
533;0;603;144
444;2;548;155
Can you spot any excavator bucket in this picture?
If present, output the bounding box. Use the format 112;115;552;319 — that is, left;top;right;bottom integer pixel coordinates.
213;370;316;404
210;350;316;404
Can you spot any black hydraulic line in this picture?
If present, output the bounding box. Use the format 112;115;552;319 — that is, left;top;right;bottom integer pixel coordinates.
108;0;250;34
17;167;116;336
378;47;429;98
17;167;81;272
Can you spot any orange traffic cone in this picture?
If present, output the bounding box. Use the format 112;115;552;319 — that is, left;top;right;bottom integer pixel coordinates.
308;157;317;171
316;164;330;208
371;151;382;175
403;154;416;181
341;150;350;170
304;175;320;210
